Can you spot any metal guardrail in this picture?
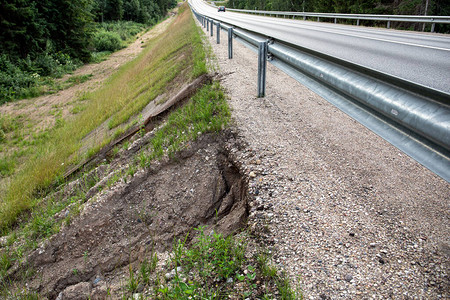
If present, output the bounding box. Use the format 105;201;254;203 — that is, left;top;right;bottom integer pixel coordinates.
190;5;450;181
208;3;450;32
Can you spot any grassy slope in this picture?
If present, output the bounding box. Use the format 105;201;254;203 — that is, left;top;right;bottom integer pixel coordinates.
0;4;206;231
1;4;303;298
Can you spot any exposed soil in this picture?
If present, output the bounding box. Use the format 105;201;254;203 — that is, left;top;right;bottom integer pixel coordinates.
2;8;448;300
9;131;248;299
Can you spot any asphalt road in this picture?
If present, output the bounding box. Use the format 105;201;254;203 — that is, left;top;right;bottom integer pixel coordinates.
190;0;450;94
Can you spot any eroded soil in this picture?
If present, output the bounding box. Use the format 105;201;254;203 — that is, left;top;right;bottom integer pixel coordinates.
8;131;248;299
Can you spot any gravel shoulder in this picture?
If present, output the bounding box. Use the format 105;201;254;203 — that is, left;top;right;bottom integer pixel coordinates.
199;19;449;299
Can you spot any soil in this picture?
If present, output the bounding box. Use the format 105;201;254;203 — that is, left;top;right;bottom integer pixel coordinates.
2;8;449;300
9;131;248;299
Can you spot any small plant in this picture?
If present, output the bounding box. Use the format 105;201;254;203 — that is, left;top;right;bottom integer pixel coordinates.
139;257;155;285
276;272;303;300
126;264;139;293
258;251;278;278
83;251;89;263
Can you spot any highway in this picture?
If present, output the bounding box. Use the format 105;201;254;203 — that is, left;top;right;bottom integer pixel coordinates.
190;0;450;94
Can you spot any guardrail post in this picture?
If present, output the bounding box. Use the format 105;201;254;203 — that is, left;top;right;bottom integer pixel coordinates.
317;17;320;22
228;28;233;59
357;19;360;26
387;20;391;29
431;23;435;32
334;18;337;24
210;20;214;36
257;41;268;98
217;23;220;44
207;19;209;31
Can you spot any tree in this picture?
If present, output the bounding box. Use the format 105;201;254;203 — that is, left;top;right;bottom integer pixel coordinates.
0;0;46;59
43;0;94;61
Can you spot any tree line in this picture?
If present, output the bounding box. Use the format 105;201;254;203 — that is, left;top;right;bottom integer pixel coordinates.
0;0;177;62
226;0;450;32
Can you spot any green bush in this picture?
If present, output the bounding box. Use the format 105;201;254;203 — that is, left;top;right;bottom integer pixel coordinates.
0;55;38;103
0;53;81;103
93;31;124;52
97;21;146;41
29;52;79;77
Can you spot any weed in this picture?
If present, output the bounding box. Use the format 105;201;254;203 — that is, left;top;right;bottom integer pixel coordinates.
139;258;153;285
258;251;278;278
126;264;139;293
276;272;303;300
0;156;16;177
126;163;137;177
65;74;93;85
83;251;89;263
106;171;122;188
112;146;120;157
0;4;208;230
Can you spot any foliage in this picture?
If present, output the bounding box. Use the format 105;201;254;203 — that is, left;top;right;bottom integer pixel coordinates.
92;0;177;24
93;30;124;52
226;0;450;32
140;82;229;165
0;0;94;62
0;2;204;231
96;21;147;41
141;227;303;299
0;52;82;103
0;0;177;104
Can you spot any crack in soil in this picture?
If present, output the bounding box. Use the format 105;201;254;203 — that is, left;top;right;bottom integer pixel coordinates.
15;132;248;299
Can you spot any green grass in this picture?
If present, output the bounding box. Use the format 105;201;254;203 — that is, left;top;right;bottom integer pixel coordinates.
0;3;206;230
0;168;101;288
0;22;148;104
119;227;302;299
138;81;230;165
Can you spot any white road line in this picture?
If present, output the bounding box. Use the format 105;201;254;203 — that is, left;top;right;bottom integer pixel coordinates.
193;0;450;52
237;17;450;52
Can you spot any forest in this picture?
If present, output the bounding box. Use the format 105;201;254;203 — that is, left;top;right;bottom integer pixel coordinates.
226;0;450;31
0;0;177;102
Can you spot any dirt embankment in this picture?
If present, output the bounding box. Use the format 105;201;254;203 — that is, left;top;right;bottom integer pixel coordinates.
7;130;248;299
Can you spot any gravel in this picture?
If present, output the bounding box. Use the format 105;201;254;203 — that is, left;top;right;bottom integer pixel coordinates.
198;18;449;299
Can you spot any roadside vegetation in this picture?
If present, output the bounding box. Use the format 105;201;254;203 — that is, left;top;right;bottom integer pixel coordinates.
119;227;302;299
0;0;177;103
0;3;205;231
1;2;302;299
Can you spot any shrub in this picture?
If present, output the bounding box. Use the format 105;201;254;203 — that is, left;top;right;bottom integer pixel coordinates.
0;55;38;103
93;31;124;52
